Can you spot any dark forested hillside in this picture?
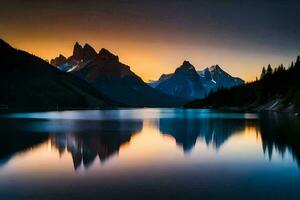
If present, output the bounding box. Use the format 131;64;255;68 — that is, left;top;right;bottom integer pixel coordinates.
185;56;300;112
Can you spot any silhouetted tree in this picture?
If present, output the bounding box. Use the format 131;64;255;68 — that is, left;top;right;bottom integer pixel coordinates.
266;64;273;76
296;56;300;67
290;61;294;69
260;66;266;79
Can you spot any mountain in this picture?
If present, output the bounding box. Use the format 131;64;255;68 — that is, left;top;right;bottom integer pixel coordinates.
69;42;98;63
153;61;206;100
198;65;244;89
71;48;184;107
51;42;98;72
149;62;244;100
0;39;117;110
148;73;173;88
50;54;67;67
185;56;300;112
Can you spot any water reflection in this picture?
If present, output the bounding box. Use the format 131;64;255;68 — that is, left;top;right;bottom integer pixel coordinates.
0;118;143;170
159;117;258;152
50;120;143;170
259;112;300;166
0;109;299;170
0;130;48;168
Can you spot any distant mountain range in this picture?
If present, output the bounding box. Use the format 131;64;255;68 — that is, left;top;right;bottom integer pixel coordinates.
1;38;245;110
52;43;244;103
149;61;244;100
51;42;184;107
185;56;300;112
0;39;117;110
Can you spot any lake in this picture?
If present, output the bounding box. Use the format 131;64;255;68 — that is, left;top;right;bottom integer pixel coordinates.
0;109;299;200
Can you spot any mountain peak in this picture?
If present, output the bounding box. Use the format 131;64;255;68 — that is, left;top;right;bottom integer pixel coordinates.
83;43;94;50
82;43;97;60
175;60;197;74
74;42;82;50
210;65;222;72
182;60;192;66
97;48;119;62
72;42;83;61
71;42;97;62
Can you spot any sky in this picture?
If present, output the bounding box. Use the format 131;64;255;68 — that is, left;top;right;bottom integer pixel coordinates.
1;0;299;82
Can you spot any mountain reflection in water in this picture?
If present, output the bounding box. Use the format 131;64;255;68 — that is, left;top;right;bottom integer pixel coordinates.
0;109;299;170
0;109;300;200
50;120;143;170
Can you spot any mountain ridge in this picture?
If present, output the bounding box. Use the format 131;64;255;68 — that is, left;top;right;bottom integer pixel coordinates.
70;46;185;107
149;62;244;100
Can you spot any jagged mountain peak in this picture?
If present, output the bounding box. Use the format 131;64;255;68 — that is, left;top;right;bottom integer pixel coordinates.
50;54;67;67
73;42;83;50
83;43;97;53
83;43;93;49
97;48;119;62
72;42;83;61
209;65;222;72
71;42;97;62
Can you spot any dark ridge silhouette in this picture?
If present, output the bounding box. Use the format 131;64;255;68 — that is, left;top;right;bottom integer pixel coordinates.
0;38;119;110
185;56;300;112
72;47;185;107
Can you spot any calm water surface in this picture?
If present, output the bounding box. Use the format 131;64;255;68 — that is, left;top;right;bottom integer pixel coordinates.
0;109;299;200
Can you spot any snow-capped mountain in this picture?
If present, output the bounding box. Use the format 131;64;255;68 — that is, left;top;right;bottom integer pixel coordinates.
153;61;207;100
51;42;97;72
150;63;244;100
198;65;244;90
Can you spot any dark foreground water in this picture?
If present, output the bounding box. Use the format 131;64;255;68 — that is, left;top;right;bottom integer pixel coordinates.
0;109;299;200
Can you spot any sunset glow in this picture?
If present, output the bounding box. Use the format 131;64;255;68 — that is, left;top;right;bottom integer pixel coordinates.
1;0;299;82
